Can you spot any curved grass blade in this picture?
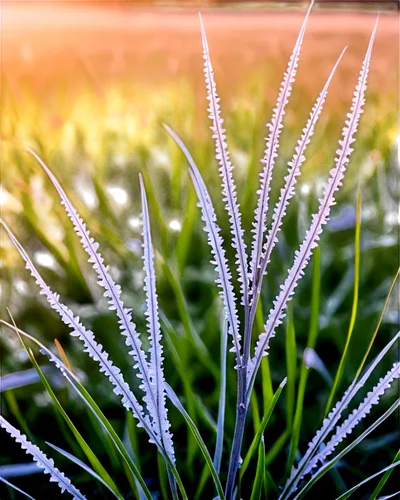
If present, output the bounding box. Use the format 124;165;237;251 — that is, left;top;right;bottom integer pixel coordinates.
165;384;226;500
0;476;36;500
294;399;400;499
164;124;241;365
335;458;400;500
0;416;86;500
199;13;249;307
21;341;123;500
213;319;228;473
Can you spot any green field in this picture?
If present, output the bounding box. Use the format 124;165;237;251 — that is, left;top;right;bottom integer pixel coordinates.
0;7;399;499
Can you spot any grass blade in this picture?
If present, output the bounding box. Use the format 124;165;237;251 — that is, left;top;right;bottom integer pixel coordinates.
250;0;314;280
140;174;175;462
250;438;265;500
295;399;400;498
370;448;400;499
335;458;400;500
0;416;86;500
199;13;249;308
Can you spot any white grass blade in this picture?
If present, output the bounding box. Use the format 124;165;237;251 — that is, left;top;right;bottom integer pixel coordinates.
27;149;156;423
164;124;242;365
139;174;175;462
250;0;314;283
282;329;399;499
293;399;400;499
307;362;400;473
0;416;86;499
248;18;378;388
258;48;346;281
199;14;249;307
1;221;158;446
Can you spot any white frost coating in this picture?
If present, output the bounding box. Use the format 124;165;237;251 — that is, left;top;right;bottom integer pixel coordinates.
139;175;175;462
1;222;159;447
306;362;400;474
250;0;314;282
0;416;86;499
27;150;157;430
163;125;242;364
199;14;249;306
248;18;377;387
258;48;346;282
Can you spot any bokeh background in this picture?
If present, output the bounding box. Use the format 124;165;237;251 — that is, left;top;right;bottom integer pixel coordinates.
1;1;399;498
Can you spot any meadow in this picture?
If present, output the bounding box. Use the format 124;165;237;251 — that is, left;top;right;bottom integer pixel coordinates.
0;2;399;499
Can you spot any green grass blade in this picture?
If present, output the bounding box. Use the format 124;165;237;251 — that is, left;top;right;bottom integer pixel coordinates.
370;448;400;500
324;191;361;416
250;438;265;500
165;384;226;500
1;321;151;500
355;267;400;380
157;452;170;500
335;458;400;500
285;310;297;429
240;378;287;482
25;348;123;500
255;300;273;412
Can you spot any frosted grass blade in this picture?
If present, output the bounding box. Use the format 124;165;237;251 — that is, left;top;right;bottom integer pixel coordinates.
164;124;242;364
140;174;175;462
282;329;399;498
199;14;249;307
0;416;86;500
27;149;157;426
257;48;346;286
250;0;314;282
0;221;158;447
248;18;378;390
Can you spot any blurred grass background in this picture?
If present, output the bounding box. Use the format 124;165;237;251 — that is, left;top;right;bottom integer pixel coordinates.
1;1;399;498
